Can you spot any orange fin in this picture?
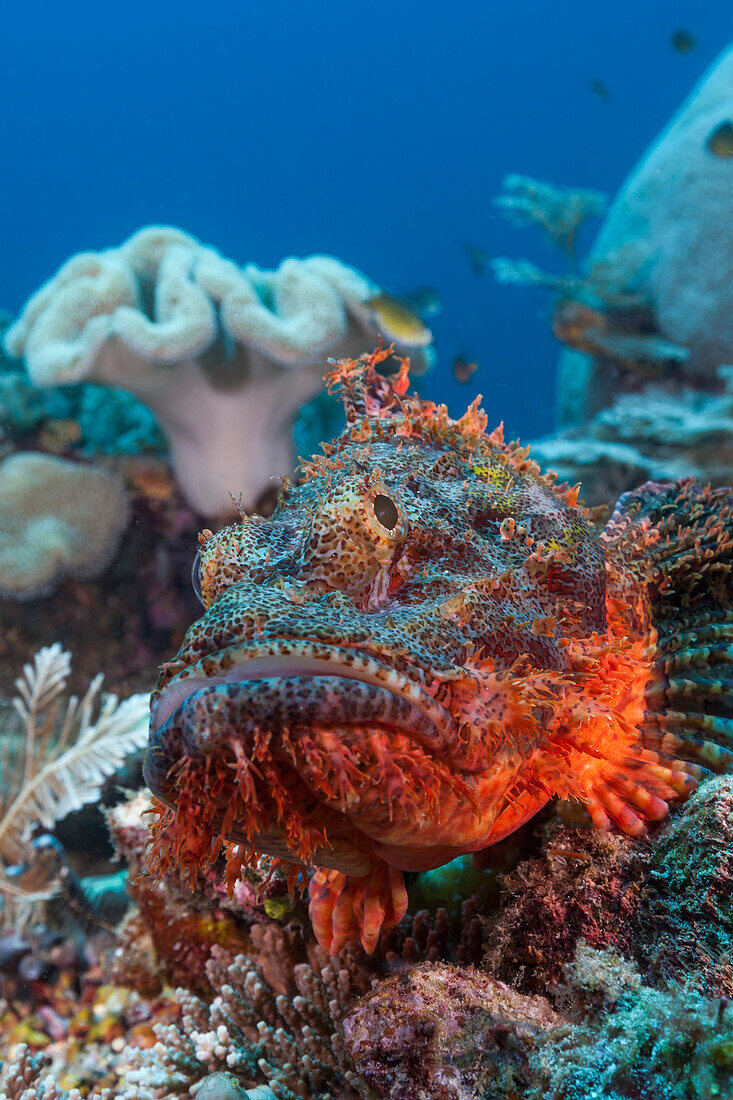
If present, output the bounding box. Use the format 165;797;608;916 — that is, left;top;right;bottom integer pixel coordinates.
603;479;733;803
308;861;408;955
528;479;733;838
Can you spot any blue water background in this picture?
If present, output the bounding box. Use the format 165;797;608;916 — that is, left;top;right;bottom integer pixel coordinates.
2;0;732;443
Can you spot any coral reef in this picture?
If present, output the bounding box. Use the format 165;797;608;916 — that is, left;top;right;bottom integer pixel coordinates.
106;796;261;997
0;650;731;1099
0;365;164;456
0;1043;91;1100
528;944;733;1100
532;369;733;504
485;773;733;1004
340;944;733;1100
4;227;433;517
0;647;162;1097
483;820;650;996
493;49;733;501
0;306;730;1100
0;446;203;700
0;454;130;598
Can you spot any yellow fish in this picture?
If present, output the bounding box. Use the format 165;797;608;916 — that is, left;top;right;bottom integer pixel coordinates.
364;292;433;348
707;121;733;159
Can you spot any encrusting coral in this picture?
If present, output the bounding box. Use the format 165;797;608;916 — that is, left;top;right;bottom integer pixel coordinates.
484;772;733;1001
634;774;733;997
527;944;733;1100
4;227;433;517
0;453;130;598
482;820;650;996
337;943;733;1100
342;960;560;1099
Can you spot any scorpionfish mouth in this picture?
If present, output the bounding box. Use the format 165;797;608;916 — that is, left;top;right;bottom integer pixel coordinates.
144;638;459;875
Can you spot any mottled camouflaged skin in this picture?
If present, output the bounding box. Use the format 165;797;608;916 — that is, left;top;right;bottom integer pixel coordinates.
156;401;603;696
145;349;733;955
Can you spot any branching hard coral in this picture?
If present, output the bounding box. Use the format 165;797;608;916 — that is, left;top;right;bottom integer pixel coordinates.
0;453;130;598
381;907;452;968
380;894;487;969
4;227;433;517
0;1043;97;1100
120;942;374;1099
0;644;148;925
494;174;607;258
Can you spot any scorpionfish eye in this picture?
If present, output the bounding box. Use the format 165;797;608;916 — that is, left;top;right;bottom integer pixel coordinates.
366;483;406;540
373;494;399;531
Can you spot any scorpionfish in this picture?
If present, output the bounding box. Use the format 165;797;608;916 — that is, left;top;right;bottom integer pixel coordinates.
145;347;733;955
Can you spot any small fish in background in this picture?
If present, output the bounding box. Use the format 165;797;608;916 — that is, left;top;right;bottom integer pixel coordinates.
671;29;696;53
707;121;733;159
589;77;611;102
452;353;479;384
364;291;433;347
400;286;441;317
464;243;490;276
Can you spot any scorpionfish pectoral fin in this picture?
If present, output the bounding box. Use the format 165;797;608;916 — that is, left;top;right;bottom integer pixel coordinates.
561;478;733;835
516;631;687;840
308;861;408;955
525;478;733;838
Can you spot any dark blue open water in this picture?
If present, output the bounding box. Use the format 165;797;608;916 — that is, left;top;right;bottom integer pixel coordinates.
3;0;732;439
